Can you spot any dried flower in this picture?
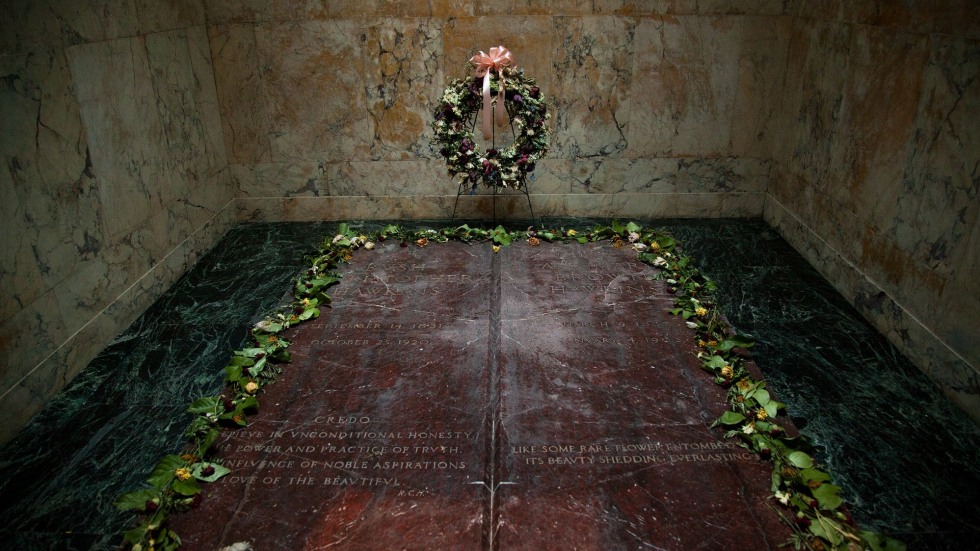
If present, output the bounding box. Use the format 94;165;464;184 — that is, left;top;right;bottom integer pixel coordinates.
201;465;216;477
756;408;768;420
180;453;198;463
720;365;734;378
416;237;429;248
492;245;501;253
364;241;375;250
567;229;577;237
695;307;708;317
650;242;661;251
737;379;752;391
245;381;259;394
175;467;192;481
528;237;541;246
628;231;640;243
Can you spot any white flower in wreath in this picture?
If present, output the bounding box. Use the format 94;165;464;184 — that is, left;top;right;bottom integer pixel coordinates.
527;129;535;136
628;231;640;243
685;321;698;329
653;256;668;267
632;243;648;252
331;234;345;243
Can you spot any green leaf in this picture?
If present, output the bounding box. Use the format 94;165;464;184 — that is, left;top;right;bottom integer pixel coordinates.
539;231;555;242
226;355;254;367
861;531;908;551
196;427;220;456
237;347;267;358
770;470;783;492
717;411;746;425
753;389;771;406
188;396;221;414
247;356;267;378
147;455;184;489
787;450;814;469
801;468;832;484
124;520;153;545
763;401;779;420
491;226;512;245
337;222;351;236
192;462;231;483
707;355;728;369
625;221;641;233
172;476;201;496
239;395;260;410
576;236;588;244
225;363;243;382
115;488;158;512
670;308;683;315
611;220;626;234
813;483;844;510
814;515;844;546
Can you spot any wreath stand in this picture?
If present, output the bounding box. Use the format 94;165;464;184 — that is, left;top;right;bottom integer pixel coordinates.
450;102;537;227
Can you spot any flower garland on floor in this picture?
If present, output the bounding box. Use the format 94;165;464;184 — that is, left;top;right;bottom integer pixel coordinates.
431;67;550;191
116;221;903;551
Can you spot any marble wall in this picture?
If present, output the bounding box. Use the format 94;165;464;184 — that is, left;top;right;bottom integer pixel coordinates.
208;2;791;222
0;1;235;442
768;2;980;419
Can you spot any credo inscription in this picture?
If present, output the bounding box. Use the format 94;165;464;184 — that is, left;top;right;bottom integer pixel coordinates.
511;440;754;466
215;416;477;497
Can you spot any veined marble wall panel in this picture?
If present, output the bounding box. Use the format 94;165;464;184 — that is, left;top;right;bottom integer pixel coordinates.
135;0;206;34
0;49;102;322
551;16;634;159
255;20;374;162
0;0;140;55
629;15;787;158
362;18;446;160
891;35;980;364
788;0;980;39
770;13;980;416
234;162;328;198
570;157;771;194
208;24;273;164
237;191;763;223
69;37;171;239
1;1;235;441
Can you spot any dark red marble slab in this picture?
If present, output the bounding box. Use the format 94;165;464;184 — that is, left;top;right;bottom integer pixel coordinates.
170;243;493;549
169;241;791;550
495;242;789;550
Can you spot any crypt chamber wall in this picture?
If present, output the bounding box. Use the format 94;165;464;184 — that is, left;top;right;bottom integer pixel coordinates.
1;0;978;443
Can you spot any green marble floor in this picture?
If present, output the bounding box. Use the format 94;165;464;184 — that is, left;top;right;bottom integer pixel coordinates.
0;219;977;549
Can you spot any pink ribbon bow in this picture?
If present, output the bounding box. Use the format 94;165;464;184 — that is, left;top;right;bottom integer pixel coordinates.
470;46;515;140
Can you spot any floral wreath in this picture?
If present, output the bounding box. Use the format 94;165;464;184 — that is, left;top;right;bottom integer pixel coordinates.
431;46;550;191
